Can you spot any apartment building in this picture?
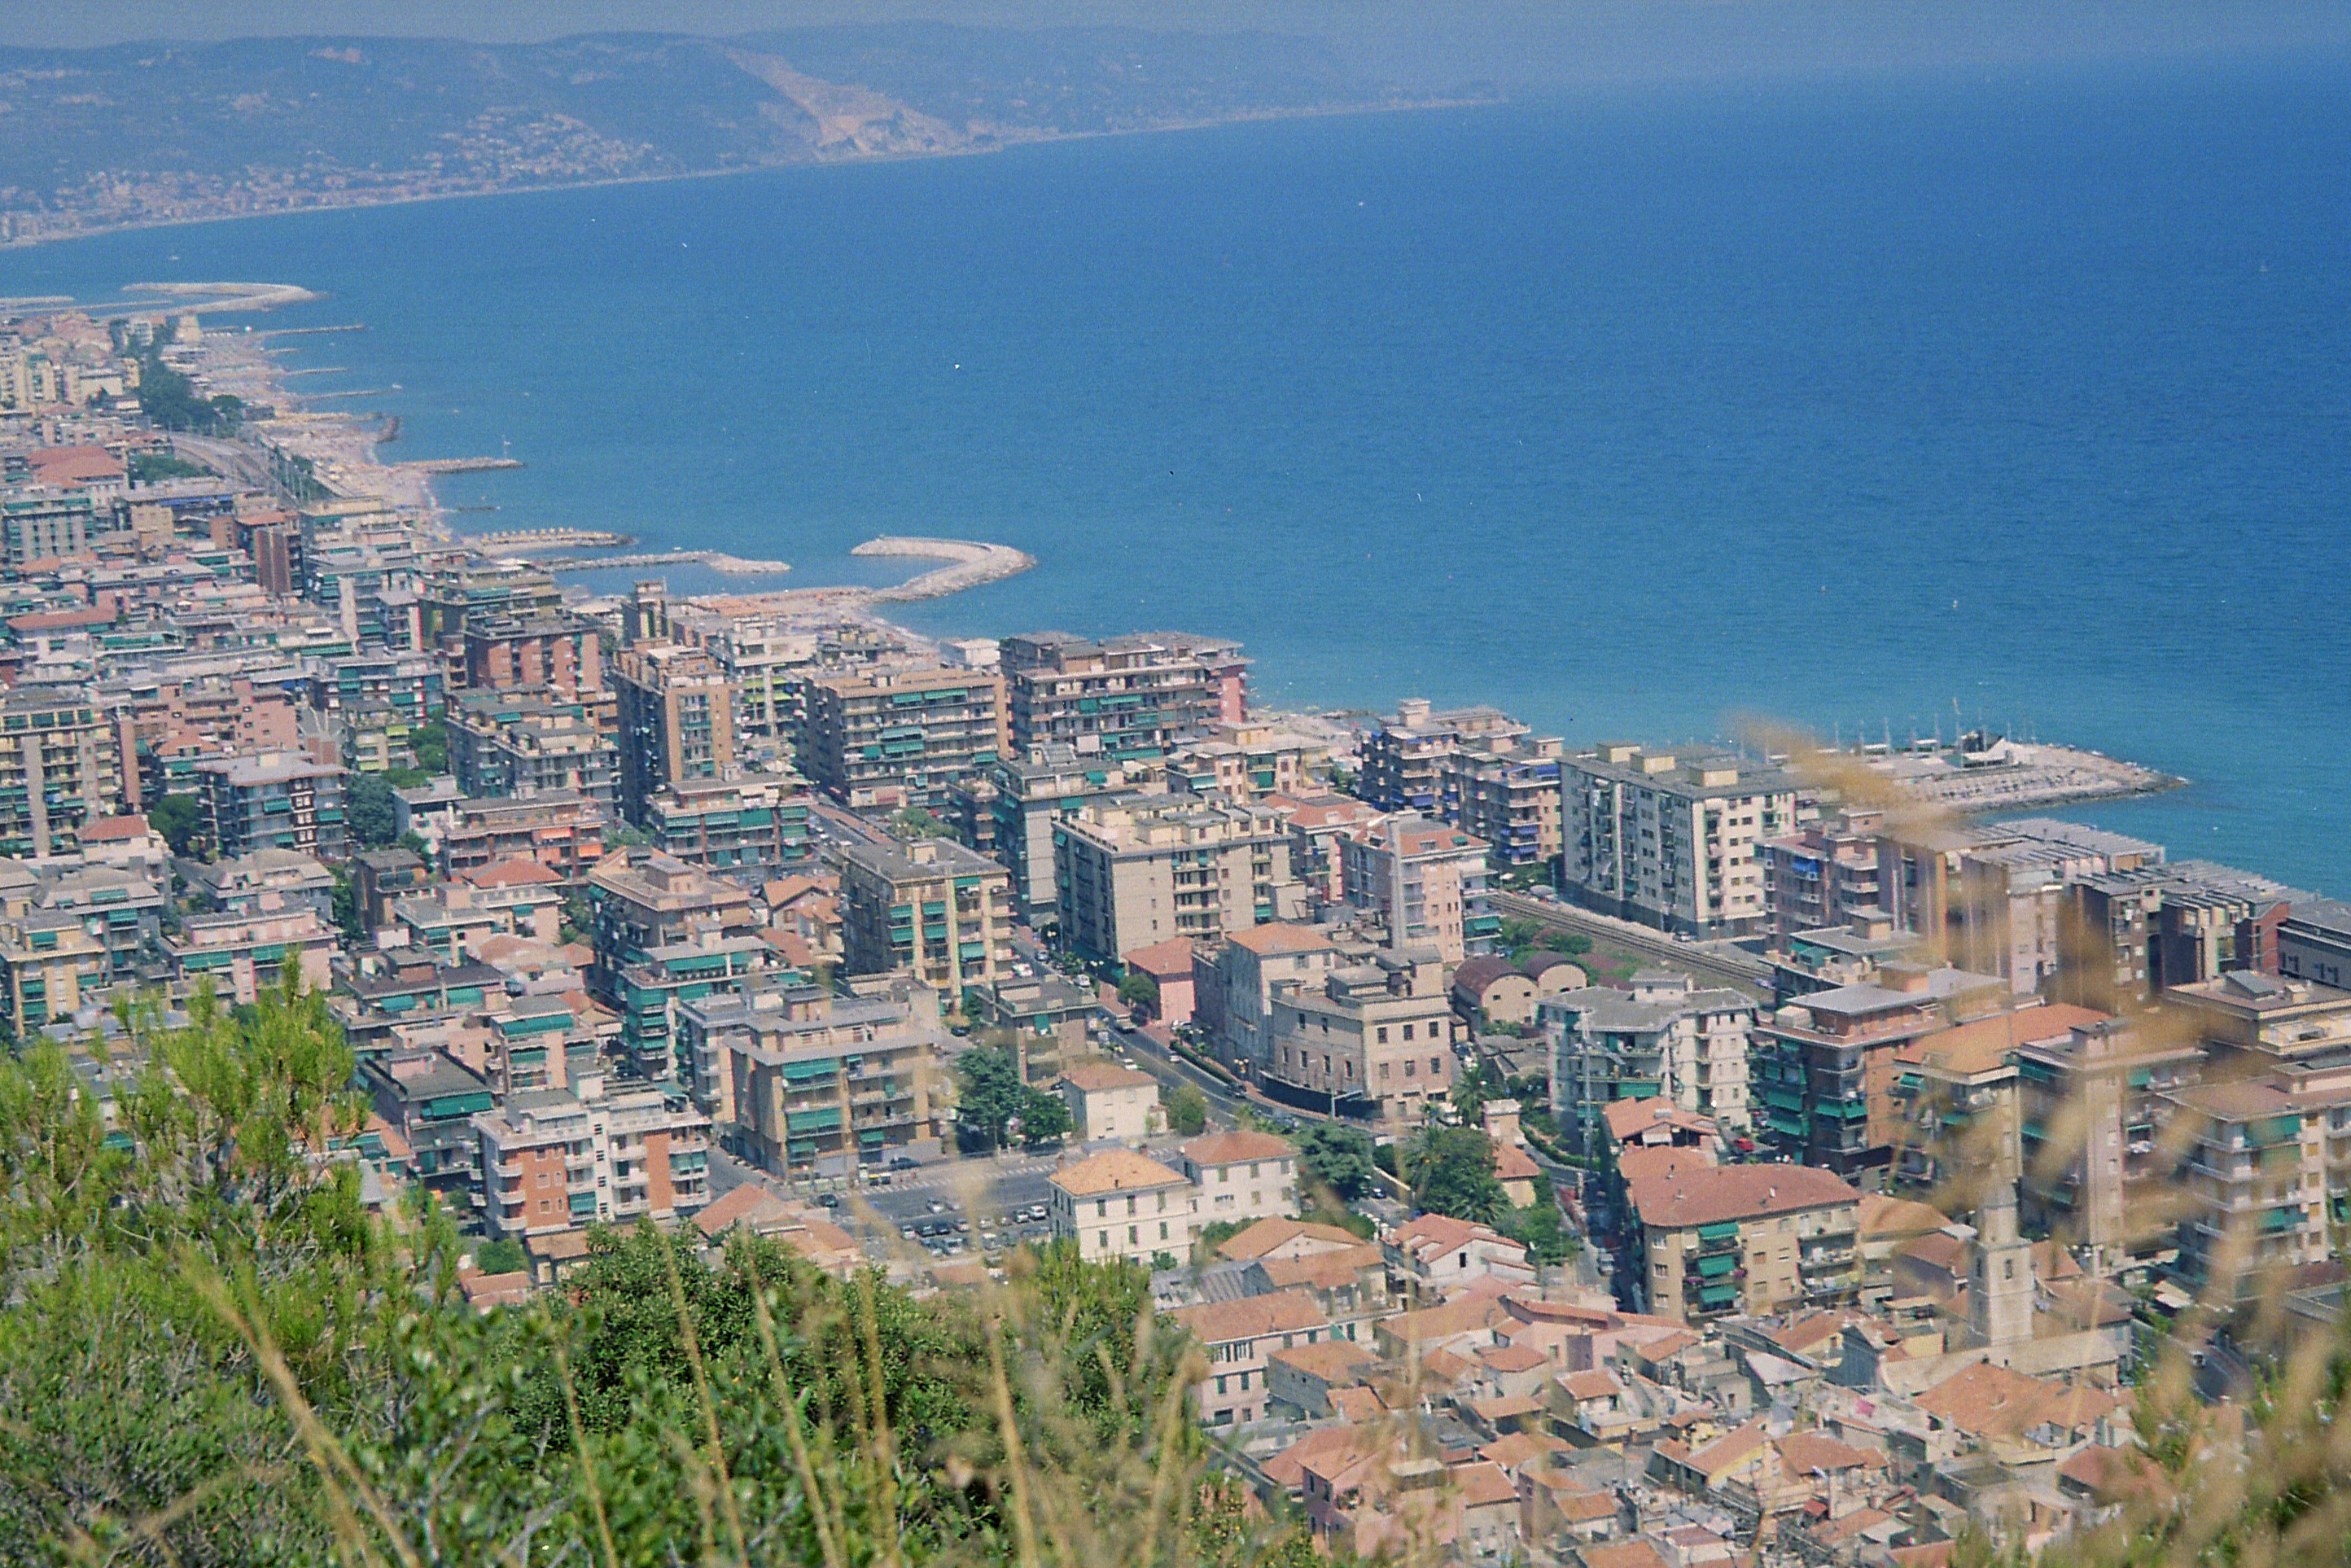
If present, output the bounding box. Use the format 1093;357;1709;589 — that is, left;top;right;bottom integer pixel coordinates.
195;752;346;862
676;981;943;1172
1628;1162;1862;1325
839;835;1015;990
1263;946;1456;1132
1758;811;1887;939
958;746;1159;926
0;684;123;857
0;911;109;1038
1543;970;1758;1156
2060;861;2301;1011
799;664;1009;811
165;907;338;1004
1279;794;1383;913
646;772;812;872
1057;1060;1161;1142
1;490;95;565
1750;980;1964;1183
588;849;777;1081
462;611;605;699
2165;1069;2351;1303
36;864;164;986
1879;816;2163;972
614;642;738;826
1167;718;1331;803
1449;737;1565;869
1178;1129;1298;1230
2012;1015;2200;1264
448;688;619;812
1355;699;1529;819
1193;922;1346;1071
1048;1147;1202;1267
1560;745;1800;939
1000;630;1249;761
475;1080;712;1241
438;791;608;883
690;615;817;747
1053;795;1304;963
1167;1292;1333;1429
1338;812;1495;964
1885;1003;2110;1194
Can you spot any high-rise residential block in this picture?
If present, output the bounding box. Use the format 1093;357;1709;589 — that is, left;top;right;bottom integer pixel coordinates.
1560;744;1800;939
1000;631;1249;761
1053;795;1302;963
799;664;1009;811
839;836;1014;991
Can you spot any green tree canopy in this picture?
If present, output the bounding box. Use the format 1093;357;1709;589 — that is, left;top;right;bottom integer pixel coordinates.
957;1044;1024;1149
346;769;400;848
1295;1122;1375;1202
1497;1196;1578;1266
148;791;205;857
1403;1125;1508;1226
1019;1084;1071;1147
1165;1081;1208;1137
1116;972;1159;1014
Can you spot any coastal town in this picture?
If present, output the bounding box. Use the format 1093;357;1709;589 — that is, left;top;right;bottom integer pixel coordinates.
2;293;2337;1568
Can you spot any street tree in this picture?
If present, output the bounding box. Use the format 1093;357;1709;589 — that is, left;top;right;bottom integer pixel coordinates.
1165;1082;1208;1137
957;1044;1024;1149
1019;1086;1071;1147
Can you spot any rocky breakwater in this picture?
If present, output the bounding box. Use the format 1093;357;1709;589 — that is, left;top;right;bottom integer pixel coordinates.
855;537;1037;602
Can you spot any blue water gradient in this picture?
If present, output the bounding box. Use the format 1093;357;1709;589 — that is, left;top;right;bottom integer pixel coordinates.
5;55;2346;887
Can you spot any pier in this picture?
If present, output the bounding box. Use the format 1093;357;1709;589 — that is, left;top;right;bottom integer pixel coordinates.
854;536;1036;601
464;528;630;551
400;457;526;475
540;549;790;576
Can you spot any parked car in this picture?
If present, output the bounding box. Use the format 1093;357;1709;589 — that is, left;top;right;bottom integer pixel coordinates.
817;1192;840;1207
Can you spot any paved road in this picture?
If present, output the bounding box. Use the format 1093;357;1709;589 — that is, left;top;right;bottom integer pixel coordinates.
1488;890;1774;996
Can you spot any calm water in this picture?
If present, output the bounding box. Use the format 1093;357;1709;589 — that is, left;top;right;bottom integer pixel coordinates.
7;55;2348;888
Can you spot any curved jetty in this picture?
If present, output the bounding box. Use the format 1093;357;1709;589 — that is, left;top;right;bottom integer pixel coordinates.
854;536;1036;602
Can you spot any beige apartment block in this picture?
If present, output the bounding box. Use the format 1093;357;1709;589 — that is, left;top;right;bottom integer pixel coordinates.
1053;794;1304;963
1339;812;1496;964
839;835;1015;990
1265;945;1458;1132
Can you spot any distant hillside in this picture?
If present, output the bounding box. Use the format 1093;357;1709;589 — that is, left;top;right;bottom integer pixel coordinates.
0;27;1446;243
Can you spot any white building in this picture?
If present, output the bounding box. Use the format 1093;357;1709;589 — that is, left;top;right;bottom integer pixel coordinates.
1176;1129;1297;1229
1048;1148;1200;1266
1543;969;1758;1157
1057;1059;1162;1143
1560;744;1800;939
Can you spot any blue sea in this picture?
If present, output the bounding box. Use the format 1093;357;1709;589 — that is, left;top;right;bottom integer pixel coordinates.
6;55;2348;890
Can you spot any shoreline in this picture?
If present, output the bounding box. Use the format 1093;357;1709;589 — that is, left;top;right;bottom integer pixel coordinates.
173;275;2194;844
0;94;1500;254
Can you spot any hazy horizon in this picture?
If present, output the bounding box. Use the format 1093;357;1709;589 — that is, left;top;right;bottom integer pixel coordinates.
9;1;2349;91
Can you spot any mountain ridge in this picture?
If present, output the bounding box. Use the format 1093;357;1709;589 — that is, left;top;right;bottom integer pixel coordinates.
0;26;1479;244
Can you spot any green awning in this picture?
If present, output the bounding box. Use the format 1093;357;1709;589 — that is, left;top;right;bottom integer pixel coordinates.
1695;1252;1736;1278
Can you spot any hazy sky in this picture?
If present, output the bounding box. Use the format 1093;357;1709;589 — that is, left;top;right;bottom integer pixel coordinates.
7;1;2348;88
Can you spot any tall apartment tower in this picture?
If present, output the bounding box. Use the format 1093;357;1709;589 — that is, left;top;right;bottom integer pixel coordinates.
614;642;737;827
